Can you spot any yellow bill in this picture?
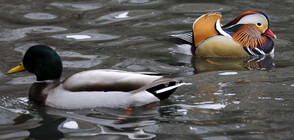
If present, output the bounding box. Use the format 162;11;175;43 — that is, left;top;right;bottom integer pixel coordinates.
8;62;25;74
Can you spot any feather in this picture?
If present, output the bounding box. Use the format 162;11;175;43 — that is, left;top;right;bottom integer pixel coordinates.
170;31;193;44
192;12;221;47
232;25;266;49
223;11;260;28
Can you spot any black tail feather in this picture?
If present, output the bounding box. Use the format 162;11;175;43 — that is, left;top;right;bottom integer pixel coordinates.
146;81;178;100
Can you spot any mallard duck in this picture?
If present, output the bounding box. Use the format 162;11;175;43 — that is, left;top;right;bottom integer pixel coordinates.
170;11;277;57
8;45;186;109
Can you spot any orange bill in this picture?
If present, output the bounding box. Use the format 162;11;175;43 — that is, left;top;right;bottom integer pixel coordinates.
264;29;277;39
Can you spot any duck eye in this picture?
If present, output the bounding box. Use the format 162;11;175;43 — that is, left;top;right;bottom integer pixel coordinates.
256;22;262;26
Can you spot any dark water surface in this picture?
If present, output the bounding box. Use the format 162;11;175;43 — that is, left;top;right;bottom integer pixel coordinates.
1;0;294;139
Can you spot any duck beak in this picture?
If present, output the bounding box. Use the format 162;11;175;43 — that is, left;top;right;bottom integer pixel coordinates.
264;29;277;39
8;62;25;74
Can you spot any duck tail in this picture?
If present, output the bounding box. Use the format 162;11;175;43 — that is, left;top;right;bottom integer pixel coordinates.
169;31;194;45
146;80;191;100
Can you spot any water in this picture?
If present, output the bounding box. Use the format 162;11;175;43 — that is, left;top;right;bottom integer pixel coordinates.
0;0;294;139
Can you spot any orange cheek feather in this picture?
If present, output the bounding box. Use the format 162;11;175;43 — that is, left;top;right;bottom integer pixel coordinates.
233;25;266;49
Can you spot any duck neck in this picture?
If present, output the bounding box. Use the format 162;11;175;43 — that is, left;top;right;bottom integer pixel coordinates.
29;79;60;105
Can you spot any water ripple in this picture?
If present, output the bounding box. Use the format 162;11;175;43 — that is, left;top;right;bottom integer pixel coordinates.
66;35;92;40
170;3;233;13
0;26;67;41
24;13;57;20
21;26;67;33
7;76;35;85
219;72;238;76
51;3;102;11
59;51;109;68
112;58;181;73
89;10;159;25
0;96;29;114
52;31;120;41
194;103;226;110
14;43;55;55
48;109;157;139
114;0;164;5
62;120;79;129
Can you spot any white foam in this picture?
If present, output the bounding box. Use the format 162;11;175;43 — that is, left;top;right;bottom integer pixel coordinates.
66;35;92;40
63;120;79;129
218;72;238;75
115;12;129;19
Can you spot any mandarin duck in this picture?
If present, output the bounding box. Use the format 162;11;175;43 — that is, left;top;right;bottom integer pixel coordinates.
170;11;277;57
8;45;187;109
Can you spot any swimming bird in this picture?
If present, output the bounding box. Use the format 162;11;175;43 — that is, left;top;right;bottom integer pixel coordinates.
170;11;277;57
8;45;186;109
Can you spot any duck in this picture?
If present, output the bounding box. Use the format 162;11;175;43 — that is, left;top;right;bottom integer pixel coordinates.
7;45;187;109
170;11;277;57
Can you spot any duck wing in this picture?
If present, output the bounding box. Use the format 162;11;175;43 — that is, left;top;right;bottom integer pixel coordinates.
169;13;231;49
192;12;225;47
62;69;163;92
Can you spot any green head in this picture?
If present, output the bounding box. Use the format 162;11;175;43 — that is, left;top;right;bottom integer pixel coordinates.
8;45;63;81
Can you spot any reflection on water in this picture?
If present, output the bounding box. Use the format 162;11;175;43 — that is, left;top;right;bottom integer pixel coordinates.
0;102;159;139
192;56;275;74
0;0;294;139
